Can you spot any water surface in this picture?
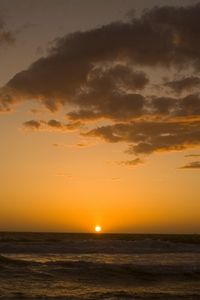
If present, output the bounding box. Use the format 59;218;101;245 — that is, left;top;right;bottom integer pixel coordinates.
0;232;200;299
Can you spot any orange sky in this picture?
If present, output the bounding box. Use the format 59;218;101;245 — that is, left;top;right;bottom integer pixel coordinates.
0;0;200;233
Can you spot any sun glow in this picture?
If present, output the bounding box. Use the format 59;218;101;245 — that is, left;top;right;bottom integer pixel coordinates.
95;225;102;232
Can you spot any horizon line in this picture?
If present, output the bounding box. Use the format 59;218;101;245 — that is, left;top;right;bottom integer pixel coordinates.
0;230;199;235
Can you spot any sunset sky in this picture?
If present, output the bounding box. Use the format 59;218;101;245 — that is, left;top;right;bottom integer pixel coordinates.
1;0;200;233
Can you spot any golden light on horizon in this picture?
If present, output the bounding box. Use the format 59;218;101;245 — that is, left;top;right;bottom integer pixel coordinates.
95;225;102;233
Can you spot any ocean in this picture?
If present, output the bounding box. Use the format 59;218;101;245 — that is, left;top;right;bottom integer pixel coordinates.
0;232;200;299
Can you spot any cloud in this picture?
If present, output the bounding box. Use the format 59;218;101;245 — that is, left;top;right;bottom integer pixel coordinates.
150;96;177;116
177;94;200;116
0;87;17;112
23;119;82;132
51;141;94;149
111;177;121;181
117;158;143;166
150;93;200;118
180;161;200;169
23;120;41;129
165;77;200;94
66;64;149;121
1;3;200;159
2;2;200;112
76;143;88;148
85;120;200;154
0;17;14;47
29;108;42;114
185;154;200;157
68;92;146;122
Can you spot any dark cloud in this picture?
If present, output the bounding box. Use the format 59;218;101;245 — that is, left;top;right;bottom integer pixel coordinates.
66;64;148;121
165;77;200;94
52;142;92;149
1;3;200;159
67;92;200;122
23;119;82;131
180;161;200;169
47;119;62;128
117;158;143;166
178;94;200;116
85;120;200;154
68;92;146;121
0;17;14;47
150;93;200;118
23;120;41;129
0;88;16;112
150;97;177;115
2;2;200;112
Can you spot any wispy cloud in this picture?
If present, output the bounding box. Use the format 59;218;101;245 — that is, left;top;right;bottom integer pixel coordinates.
116;158;143;167
185;154;200;157
179;161;200;169
23;119;82;132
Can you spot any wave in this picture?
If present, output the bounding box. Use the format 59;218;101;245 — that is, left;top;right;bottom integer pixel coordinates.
0;254;30;266
47;260;200;282
1;254;200;300
1;254;200;282
1;233;200;255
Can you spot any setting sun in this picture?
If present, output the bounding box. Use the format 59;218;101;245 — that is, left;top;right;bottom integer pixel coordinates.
95;226;102;232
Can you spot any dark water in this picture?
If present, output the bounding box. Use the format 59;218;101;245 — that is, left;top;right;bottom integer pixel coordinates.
1;233;200;299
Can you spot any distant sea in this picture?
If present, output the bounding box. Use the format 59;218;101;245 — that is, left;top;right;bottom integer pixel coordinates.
0;232;200;299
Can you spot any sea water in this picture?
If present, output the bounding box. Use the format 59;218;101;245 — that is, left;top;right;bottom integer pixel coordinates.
0;232;200;299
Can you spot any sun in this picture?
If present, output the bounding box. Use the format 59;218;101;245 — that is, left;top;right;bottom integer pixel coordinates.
95;225;102;233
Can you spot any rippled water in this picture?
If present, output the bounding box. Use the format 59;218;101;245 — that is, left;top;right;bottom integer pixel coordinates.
0;233;200;299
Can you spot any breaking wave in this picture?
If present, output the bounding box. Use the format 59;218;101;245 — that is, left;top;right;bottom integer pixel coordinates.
1;233;200;299
1;253;200;281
